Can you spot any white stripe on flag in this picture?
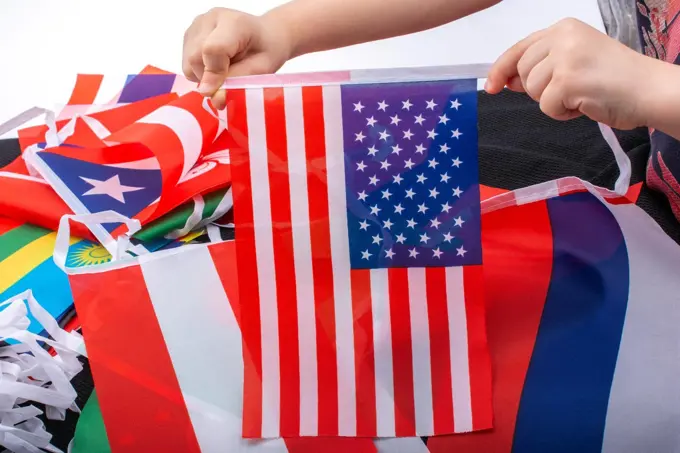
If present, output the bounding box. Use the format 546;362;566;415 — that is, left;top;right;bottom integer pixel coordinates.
284;85;318;436
408;268;434;435
138;105;204;180
323;84;357;436
140;247;240;451
246;88;281;438
371;269;396;437
141;247;289;453
95;74;130;105
445;267;473;432
601;203;680;453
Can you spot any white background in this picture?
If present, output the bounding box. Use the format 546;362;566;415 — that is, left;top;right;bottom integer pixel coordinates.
0;0;603;133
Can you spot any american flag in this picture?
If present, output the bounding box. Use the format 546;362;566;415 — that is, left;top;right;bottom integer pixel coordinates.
342;81;481;268
229;78;491;439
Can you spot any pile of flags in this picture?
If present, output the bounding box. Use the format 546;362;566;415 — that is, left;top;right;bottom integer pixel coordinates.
0;65;678;453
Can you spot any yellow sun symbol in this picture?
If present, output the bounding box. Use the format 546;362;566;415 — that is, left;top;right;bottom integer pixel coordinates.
67;243;112;267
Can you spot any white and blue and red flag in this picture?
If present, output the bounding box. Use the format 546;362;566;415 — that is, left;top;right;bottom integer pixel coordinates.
229;76;491;439
14;73;233;248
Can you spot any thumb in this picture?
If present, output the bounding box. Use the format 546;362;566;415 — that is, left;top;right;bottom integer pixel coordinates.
199;68;229;96
198;24;242;95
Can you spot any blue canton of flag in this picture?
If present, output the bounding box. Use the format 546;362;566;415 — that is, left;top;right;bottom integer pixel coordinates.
342;79;481;269
37;152;162;233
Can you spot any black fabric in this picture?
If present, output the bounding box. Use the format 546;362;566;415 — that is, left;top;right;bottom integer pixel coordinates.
1;89;679;451
0;139;19;168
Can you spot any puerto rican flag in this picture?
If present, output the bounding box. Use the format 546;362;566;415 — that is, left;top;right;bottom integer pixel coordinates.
21;91;231;247
1;68;231;242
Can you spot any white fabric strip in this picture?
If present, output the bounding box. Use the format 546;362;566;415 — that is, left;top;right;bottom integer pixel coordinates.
445;267;473;432
140;247;288;453
371;269;396;437
598;123;631;196
53;211;142;273
80;115;112;140
206;224;223;243
0;172;49;185
138;105;204;181
165;195;205;240
322;84;357;436
197;187;233;230
0;290;85;453
245;88;281;438
0;107;48;138
283;86;318;436
407;268;434;435
514;180;560;206
600;202;680;453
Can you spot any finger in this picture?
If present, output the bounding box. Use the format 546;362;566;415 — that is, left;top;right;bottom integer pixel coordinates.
486;29;547;94
516;39;551;89
200;22;245;95
505;75;525;92
539;81;581;121
211;90;227;111
182;16;212;82
523;57;553;102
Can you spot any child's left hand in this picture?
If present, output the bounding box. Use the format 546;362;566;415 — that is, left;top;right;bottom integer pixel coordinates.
485;18;654;130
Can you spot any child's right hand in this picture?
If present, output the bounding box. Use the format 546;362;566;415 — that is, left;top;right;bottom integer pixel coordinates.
182;7;293;109
485;18;654;130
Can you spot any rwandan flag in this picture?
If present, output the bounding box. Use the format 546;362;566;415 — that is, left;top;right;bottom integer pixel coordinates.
69;179;680;453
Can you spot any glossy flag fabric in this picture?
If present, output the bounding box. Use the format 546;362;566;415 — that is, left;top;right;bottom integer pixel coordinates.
67;176;680;452
69;241;377;453
0;218;76;334
228;79;491;439
0;67;232;247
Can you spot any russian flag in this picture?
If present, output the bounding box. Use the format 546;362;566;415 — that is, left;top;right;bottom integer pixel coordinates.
424;182;680;453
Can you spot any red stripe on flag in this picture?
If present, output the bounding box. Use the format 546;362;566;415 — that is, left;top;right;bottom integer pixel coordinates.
428;200;553;453
463;265;493;430
90;93;178;136
70;267;202;453
67;74;103;105
0;217;22;236
302;85;339;436
0;176;97;240
264;87;301;435
351;270;377;437
208;241;240;325
388;268;417;437
425;268;455;434
227;89;264;438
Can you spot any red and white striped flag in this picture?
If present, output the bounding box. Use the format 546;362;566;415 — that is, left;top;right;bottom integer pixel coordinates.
228;76;493;439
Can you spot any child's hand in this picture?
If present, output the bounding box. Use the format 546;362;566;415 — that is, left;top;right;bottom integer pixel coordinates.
485;18;653;130
182;8;292;109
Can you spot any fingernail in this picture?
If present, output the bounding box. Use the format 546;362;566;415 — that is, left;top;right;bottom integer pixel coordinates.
484;79;490;91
